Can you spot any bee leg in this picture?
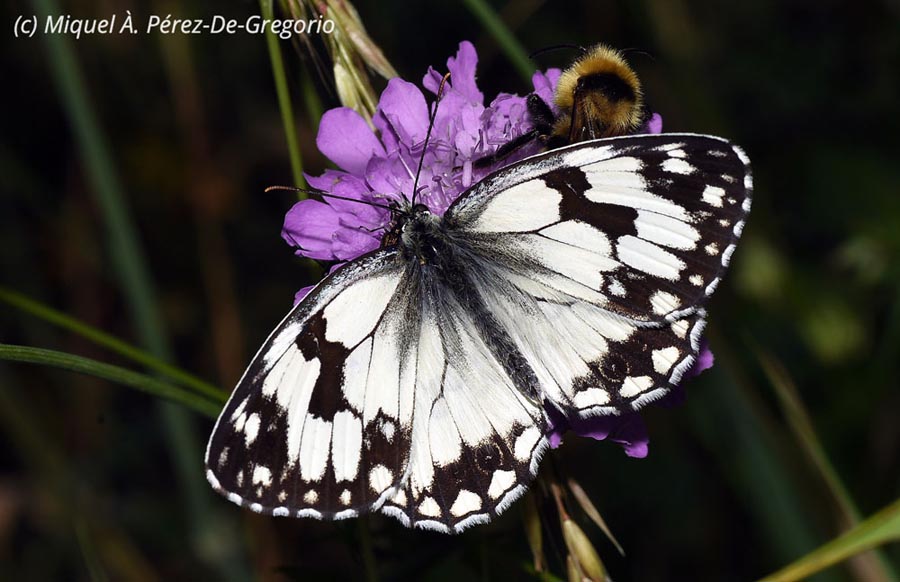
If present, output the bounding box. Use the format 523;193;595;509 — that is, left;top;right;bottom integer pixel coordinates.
473;129;540;168
474;94;559;168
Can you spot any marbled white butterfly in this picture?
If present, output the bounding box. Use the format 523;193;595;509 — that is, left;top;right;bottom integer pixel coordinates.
205;132;752;533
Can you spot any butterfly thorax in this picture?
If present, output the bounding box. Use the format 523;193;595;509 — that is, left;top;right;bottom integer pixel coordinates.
383;203;446;266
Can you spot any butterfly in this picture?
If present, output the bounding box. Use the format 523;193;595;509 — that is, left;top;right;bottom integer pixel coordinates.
205;132;752;533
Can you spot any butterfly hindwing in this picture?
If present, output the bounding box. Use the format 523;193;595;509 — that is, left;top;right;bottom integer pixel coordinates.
206;246;549;532
378;277;547;532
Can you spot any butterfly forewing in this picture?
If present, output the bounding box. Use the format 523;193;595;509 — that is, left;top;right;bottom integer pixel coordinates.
446;133;751;415
206;251;414;519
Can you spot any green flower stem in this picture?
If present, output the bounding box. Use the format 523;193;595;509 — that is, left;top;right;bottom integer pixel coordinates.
300;65;324;135
0;344;221;419
0;287;226;404
758;498;900;582
460;0;533;82
260;0;307;190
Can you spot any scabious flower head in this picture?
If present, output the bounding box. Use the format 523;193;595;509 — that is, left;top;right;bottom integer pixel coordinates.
281;41;709;456
283;42;547;283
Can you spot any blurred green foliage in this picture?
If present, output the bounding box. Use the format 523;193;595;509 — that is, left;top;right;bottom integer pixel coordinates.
1;0;899;580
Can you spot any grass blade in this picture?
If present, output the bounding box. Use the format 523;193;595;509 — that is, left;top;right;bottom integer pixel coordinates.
755;345;897;580
0;344;221;419
28;0;232;574
758;498;900;582
0;286;226;404
567;479;625;557
460;0;534;82
260;0;307;189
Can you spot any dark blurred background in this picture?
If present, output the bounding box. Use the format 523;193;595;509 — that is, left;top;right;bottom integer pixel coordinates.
2;0;899;580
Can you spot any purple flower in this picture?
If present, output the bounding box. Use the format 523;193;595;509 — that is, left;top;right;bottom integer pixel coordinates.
281;40;708;457
283;41;548;292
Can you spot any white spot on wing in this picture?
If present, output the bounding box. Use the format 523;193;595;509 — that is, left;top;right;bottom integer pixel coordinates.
635;210;700;250
620;376;654;398
514;426;541;462
469;180;562;233
418;496;441;517
487;470;516;500
651;290;680;315
303;490;318;504
608;278;626;297
252;466;272;487
298;416;332;482
618;236;685;280
652;347;680;374
331;410;363;483
574;387;610;409
380;419;396;442
244;413;260;445
323;274;401;347
661;158;694;175
390;489;406;506
368;464;394;494
450;490;483;517
702;185;725;207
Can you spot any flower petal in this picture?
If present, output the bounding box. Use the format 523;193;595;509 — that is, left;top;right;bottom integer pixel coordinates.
446;41;483;103
332;222;381;260
282;199;341;260
546;404;651;458
316;108;385;174
642;112;663;135
375;79;430;150
532;68;562;110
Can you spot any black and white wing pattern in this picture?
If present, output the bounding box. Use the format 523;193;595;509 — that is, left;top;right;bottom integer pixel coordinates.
206;249;548;532
447;133;751;417
206;132;751;533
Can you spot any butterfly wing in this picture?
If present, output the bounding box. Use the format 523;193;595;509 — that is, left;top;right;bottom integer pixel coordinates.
446;133;751;417
207;132;751;532
206;248;548;532
205;250;414;519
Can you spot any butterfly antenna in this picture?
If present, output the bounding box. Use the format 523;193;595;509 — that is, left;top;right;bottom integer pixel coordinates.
411;71;452;206
265;185;403;214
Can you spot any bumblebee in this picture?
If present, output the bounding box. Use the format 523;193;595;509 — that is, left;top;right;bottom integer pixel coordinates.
478;44;650;166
